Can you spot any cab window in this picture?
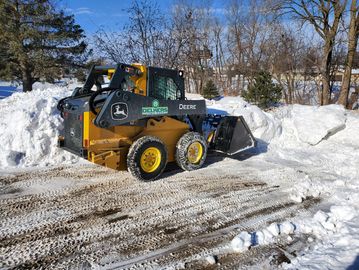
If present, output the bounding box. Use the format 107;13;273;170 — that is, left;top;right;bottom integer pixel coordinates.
152;76;178;100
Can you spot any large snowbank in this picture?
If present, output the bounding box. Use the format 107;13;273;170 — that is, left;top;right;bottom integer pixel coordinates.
0;92;350;169
206;97;347;147
274;104;346;145
0;84;78;168
207;97;281;142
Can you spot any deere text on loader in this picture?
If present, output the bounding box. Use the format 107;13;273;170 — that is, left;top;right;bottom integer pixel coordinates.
57;64;256;181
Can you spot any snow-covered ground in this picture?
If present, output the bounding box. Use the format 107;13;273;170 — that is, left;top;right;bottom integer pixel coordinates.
206;96;359;269
0;86;359;269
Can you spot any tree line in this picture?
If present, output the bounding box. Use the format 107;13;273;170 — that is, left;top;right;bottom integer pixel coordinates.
0;0;358;108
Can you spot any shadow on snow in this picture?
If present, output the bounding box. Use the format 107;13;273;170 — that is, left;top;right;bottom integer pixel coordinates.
160;138;268;179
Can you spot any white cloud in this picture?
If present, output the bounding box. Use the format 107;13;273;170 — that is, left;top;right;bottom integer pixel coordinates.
74;7;93;15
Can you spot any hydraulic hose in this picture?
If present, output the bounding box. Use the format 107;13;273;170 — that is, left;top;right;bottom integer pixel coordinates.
88;87;112;115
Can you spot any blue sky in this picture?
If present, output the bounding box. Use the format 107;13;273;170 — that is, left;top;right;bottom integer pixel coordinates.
60;0;139;33
60;0;228;34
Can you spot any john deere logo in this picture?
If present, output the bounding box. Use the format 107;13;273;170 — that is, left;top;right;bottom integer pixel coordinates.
152;99;159;107
142;99;168;115
111;102;128;120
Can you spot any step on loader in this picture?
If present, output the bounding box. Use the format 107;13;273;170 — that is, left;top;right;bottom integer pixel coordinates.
57;64;256;181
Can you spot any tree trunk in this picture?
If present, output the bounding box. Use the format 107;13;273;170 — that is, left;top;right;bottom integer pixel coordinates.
286;74;294;104
321;41;333;105
276;74;288;104
338;0;358;108
22;68;33;92
321;77;331;105
348;86;359;108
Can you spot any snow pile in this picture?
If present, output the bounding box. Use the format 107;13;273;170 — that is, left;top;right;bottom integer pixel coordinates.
273;104;347;146
206;97;347;147
0;85;78;168
231;204;356;254
231;221;295;253
289;175;323;203
207;97;346;145
291;105;346;145
231;231;252;252
207;97;281;142
0;91;353;170
285;205;359;269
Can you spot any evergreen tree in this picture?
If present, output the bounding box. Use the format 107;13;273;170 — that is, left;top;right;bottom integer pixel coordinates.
203;79;219;99
0;0;88;91
242;71;282;108
74;58;104;83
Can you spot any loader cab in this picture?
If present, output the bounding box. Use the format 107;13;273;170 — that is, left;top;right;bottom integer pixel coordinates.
78;64;185;101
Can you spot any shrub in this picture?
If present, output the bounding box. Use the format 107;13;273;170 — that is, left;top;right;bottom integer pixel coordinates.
203;79;219;99
243;71;282;108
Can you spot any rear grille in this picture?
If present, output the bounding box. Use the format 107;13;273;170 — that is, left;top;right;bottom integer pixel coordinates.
63;112;83;155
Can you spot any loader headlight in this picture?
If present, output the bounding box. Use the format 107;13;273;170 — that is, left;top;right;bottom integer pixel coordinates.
179;70;184;77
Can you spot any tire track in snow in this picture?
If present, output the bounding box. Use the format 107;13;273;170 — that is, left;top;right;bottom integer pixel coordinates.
0;164;320;269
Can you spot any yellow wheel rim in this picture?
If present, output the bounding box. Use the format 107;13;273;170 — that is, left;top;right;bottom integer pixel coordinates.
187;142;203;164
140;147;161;173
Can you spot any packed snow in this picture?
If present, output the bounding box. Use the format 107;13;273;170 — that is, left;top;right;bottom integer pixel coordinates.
0;82;79;167
1;86;359;269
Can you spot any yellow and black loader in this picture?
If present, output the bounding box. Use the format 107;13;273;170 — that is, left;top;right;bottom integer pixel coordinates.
57;63;256;181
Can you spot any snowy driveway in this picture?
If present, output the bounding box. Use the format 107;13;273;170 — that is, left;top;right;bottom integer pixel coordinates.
0;155;320;269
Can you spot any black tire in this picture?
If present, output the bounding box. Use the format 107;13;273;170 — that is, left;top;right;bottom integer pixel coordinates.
127;136;168;181
176;132;207;171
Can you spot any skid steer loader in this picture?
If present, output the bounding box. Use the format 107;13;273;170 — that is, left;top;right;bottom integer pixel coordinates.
57;63;256;181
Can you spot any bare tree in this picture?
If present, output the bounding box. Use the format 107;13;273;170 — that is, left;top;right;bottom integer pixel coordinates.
94;30;129;63
125;0;170;66
91;0;357;106
270;26;303;104
209;18;227;94
226;0;247;94
94;0;176;67
171;1;213;94
263;22;321;105
280;0;347;105
338;0;359;108
226;0;280;95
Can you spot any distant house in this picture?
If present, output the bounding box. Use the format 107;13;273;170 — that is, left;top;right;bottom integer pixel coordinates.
332;69;359;83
